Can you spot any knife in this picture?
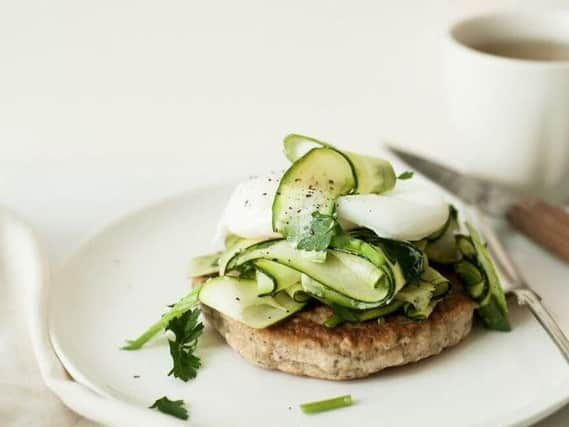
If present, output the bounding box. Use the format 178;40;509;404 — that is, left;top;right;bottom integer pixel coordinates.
389;146;569;363
387;147;569;264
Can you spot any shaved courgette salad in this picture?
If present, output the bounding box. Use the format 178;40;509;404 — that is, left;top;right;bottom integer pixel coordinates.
125;135;510;418
190;134;510;331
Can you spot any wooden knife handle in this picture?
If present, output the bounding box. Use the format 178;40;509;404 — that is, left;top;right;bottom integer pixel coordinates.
507;196;569;264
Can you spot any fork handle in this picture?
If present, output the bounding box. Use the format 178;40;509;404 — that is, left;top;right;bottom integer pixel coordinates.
507;197;569;264
512;289;569;363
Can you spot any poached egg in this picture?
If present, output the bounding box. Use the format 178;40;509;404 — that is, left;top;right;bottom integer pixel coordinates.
215;172;449;246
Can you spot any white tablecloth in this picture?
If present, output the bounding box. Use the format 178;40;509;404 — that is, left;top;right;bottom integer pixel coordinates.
1;1;568;425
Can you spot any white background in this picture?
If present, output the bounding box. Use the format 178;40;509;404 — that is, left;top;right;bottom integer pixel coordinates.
0;0;568;425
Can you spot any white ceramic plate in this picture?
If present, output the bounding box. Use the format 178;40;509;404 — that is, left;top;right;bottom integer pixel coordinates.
50;184;569;427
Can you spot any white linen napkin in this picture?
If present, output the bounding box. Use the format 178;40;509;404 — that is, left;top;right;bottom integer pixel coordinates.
0;209;185;427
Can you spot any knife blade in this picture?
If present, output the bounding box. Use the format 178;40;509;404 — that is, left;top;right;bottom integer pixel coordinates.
387;147;524;217
388;146;569;264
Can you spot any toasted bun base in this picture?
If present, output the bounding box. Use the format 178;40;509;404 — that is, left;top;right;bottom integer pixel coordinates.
200;285;475;380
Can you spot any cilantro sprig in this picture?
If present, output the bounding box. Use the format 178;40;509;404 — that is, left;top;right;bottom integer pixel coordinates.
122;285;202;350
122;284;204;382
166;308;204;381
150;396;189;420
297;212;340;252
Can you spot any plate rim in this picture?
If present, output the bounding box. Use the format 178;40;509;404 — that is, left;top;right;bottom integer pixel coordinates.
49;183;230;399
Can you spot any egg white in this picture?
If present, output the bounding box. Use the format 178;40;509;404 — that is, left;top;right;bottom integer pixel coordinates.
215;172;449;247
213;172;283;248
336;180;449;241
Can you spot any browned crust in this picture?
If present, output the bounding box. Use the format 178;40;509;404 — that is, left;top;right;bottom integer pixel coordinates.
198;277;476;380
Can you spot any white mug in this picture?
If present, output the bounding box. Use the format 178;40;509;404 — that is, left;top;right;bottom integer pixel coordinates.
444;13;569;203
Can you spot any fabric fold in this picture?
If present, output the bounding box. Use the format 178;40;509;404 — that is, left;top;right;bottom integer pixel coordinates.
1;209;184;427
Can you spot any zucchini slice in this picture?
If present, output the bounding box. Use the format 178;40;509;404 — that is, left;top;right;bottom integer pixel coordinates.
396;281;435;312
456;234;476;259
253;259;301;296
421;265;451;299
189;252;221;277
284;282;311;303
347;228;425;283
374;238;425;284
218;237;268;275
199;277;305;329
330;233;407;301
330;233;387;267
272;146;355;243
283;134;396;194
323;300;403;327
226;239;394;305
425;206;462;264
404;300;439;321
301;275;386;309
455;259;487;301
465;223;510;331
255;269;277;297
396;266;449;320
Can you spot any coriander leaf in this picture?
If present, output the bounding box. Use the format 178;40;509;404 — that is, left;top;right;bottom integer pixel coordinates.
166;308;204;382
397;170;414;180
150;396;189;420
297;212;339;252
122;284;202;350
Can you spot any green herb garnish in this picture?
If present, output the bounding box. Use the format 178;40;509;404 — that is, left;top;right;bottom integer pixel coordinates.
122;285;202;350
300;394;353;414
150;396;189;420
297;212;339;252
166;307;204;381
397;170;414;180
